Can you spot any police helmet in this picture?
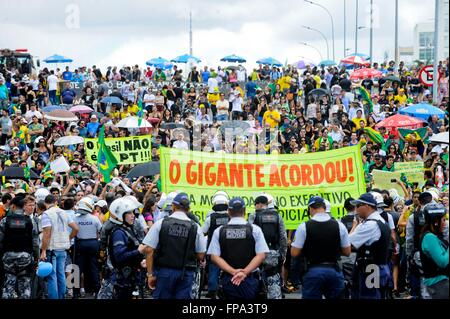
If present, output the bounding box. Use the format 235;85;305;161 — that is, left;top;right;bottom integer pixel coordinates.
109;197;140;224
164;191;179;210
123;195;143;213
324;199;331;213
35;188;50;203
422;203;446;228
212;191;229;211
77;197;94;214
370;191;387;208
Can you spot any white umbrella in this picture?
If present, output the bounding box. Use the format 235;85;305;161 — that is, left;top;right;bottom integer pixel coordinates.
116;116;153;129
54;136;85;146
44;110;78;122
429;132;449;144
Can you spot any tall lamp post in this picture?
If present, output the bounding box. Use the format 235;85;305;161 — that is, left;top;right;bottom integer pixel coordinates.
302;25;330;60
299;42;324;61
304;0;335;61
355;0;359;54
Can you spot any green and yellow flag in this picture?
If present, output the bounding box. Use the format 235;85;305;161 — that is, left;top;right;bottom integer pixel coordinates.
358;86;373;113
364;127;385;147
97;125;118;183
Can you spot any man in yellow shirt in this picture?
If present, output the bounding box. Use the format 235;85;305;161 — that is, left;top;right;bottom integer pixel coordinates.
351;109;367;129
313;73;322;88
13;118;31;144
263;103;281;129
394;88;407;106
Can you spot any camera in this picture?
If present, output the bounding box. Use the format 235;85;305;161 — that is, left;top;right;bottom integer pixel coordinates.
391;178;397;183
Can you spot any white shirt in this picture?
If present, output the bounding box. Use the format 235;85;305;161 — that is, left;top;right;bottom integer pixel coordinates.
207;77;219;93
231;97;243;112
236;69;246;82
24;110;43;121
173;140;189;150
216;99;229;115
329;129;344;143
143;93;155;107
348;211;387;249
47;75;58;91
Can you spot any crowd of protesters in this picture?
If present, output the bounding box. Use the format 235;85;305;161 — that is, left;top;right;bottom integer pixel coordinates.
0;56;448;300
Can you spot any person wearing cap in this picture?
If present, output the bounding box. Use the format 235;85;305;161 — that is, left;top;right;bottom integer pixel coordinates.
72;197;102;298
405;191;449;298
348;193;392;299
87;114;100;138
201;191;230;299
2;183;15;195
207;197;269;300
248;194;287;299
290;196;350;299
0;195;39;299
143;192;206;299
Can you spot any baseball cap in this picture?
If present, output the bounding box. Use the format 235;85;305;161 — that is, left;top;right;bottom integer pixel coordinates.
15;189;26;195
308;196;326;207
4;182;13;188
172;192;190;208
351;193;378;207
228;197;245;211
95;200;107;208
91;114;97;119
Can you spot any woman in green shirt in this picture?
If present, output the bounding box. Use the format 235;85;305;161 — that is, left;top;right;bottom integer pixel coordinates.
420;203;449;299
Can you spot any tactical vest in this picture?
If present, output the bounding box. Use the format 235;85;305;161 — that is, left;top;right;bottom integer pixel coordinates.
108;225;141;269
155;218;198;271
341;214;355;233
3;213;33;253
356;219;391;268
303;219;341;265
219;223;256;270
253;209;280;250
420;232;450;279
207;212;230;247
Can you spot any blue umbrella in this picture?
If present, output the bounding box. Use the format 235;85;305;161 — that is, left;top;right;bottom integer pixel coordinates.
318;60;336;66
43;54;73;63
146;57;173;69
101;96;123;104
256;57;283;66
399;103;445;121
171;54;201;64
220;54;246;63
41;105;66;113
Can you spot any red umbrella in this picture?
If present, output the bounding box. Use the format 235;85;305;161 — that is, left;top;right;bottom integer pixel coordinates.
341;55;370;66
375;114;425;137
350;68;382;80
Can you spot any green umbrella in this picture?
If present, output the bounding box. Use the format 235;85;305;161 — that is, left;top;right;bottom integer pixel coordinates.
385;75;401;82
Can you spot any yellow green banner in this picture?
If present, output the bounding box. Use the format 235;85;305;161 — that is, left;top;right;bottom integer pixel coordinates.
394;162;424;186
371;169;404;195
160;146;366;229
84;135;152;165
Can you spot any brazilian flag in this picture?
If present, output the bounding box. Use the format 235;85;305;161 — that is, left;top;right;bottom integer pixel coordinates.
357;86;373;113
137;100;144;126
97;125;118;183
364;127;385;147
23;166;30;180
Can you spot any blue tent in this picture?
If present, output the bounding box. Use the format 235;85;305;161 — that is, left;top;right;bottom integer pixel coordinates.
399;103;445;121
256;57;282;66
43;54;73;63
318;60;336;66
146;57;173;69
171;54;201;63
220;54;246;63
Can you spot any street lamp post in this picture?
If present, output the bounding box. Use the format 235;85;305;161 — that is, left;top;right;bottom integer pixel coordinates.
433;0;440;101
369;0;373;66
344;0;347;58
302;25;330;60
299;42;324;61
304;0;335;61
355;0;359;54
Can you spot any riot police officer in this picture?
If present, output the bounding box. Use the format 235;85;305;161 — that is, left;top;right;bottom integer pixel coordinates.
349;193;391;299
143;192;206;299
201;191;230;299
248;193;287;299
107;197;147;299
73;197;102;298
419;203;449;299
291;196;350;299
0;195;39;299
208;197;269;300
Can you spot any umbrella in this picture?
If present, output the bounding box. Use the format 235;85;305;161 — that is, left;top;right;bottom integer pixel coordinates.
384;75;401;82
41;105;66;113
69;105;93;114
308;88;330;97
347;52;371;60
295;60;315;69
126;162;160;179
160;122;185;130
146;57;173;69
375;114;425;137
318;60;336;66
43;54;73;63
256;57;282;66
340;55;370;66
399;103;446;121
350;68;382;80
0;167;39;180
429;132;449;144
220;54;246;63
224;65;239;71
116;116;152;128
171;54;201;64
100;96;123;104
44;110;78;122
147;118;161;125
54;136;84;146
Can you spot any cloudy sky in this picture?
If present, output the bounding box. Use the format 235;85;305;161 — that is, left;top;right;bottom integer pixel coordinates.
0;0;435;70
